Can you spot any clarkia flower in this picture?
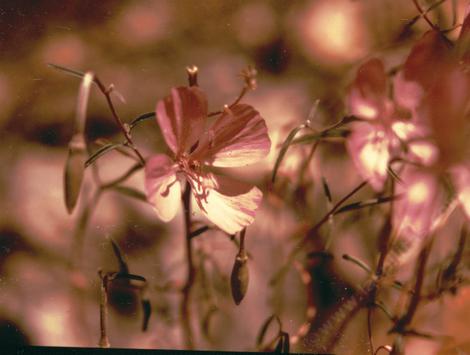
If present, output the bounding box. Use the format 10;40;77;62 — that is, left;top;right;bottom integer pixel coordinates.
144;86;271;234
345;58;435;191
391;25;470;253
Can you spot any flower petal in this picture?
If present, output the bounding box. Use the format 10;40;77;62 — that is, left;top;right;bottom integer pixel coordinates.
144;154;181;222
189;173;262;234
191;104;271;167
347;58;388;120
390;121;438;166
390;167;444;266
156;86;208;154
400;30;451;94
346;122;391;191
451;165;470;220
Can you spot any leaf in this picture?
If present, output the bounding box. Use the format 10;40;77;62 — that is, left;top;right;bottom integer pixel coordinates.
48;63;86;79
334;195;400;215
114;273;147;283
230;251;249;305
202;306;218;341
141;299;152;331
112;186;148;203
129;112;156;130
110;239;129;274
85;143;126;168
272;125;305;183
189;225;210;239
342;254;372;274
321;176;332;203
291;128;350;145
274;332;290;353
256;314;281;348
64;133;87;214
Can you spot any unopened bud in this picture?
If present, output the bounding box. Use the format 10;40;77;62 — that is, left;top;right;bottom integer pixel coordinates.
230;251;249;305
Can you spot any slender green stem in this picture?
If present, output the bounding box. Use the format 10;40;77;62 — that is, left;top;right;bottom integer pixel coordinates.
270;180;368;285
180;182;196;349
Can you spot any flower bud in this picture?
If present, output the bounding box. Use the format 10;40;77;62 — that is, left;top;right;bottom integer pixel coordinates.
230;251;249;305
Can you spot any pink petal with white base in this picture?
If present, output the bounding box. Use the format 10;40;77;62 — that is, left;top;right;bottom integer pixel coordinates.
390;167;444;267
191;104;271;167
145;154;181;222
156;86;208;154
347;58;388;120
346;122;391;191
393;168;444;240
189;173;262;234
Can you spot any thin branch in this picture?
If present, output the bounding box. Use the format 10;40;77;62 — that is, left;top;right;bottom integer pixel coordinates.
412;0;439;30
270;180;368;284
98;270;111;348
180;182;196;349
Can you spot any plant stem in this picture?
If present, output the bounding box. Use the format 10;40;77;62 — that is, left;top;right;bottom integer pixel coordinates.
180;182;196;349
98;270;111;348
91;77;145;166
270;180;368;284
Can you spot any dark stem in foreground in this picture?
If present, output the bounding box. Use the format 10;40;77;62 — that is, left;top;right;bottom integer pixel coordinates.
181;182;196;349
98;270;110;348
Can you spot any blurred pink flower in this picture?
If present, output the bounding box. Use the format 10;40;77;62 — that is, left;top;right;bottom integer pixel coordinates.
145;86;271;234
391;26;470;245
345;58;435;191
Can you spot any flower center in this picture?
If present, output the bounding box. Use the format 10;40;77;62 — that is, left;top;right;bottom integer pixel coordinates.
176;154;210;212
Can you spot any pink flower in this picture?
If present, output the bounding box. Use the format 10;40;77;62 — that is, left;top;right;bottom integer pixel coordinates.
391;27;470;247
144;86;271;234
345;58;435;191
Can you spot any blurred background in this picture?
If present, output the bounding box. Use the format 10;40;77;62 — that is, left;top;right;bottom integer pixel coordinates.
0;0;469;353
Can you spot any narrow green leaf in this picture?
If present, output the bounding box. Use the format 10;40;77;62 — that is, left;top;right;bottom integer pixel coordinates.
129;112;156;129
114;273;147;283
48;63;86;79
342;254;372;274
85;143;126;168
112;186;148;203
272;125;305;183
321;176;332;203
101;163;143;189
334;195;400;215
64;133;87;214
141;299;152;331
110;239;129;274
274;332;290;353
189;225;210;239
202;306;218;341
256;315;281;348
291;128;350;145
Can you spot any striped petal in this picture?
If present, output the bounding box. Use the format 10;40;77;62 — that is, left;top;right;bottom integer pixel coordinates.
144;154;181;222
189;173;262;234
156;86;207;154
346;122;392;191
347;58;388;120
191;104;271;167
